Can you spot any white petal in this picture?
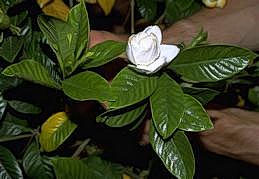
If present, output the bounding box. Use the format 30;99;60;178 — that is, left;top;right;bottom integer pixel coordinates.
160;44;180;64
126;37;136;64
135;57;166;74
144;25;162;45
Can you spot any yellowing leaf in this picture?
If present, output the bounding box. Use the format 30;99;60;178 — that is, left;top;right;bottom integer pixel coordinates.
39;112;77;152
97;0;115;15
37;0;70;21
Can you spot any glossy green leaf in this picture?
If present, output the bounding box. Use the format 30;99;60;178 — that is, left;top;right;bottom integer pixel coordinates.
165;0;201;23
179;94;213;132
136;0;157;21
82;40;126;69
10;11;28;26
0;146;23;179
183;87;219;105
169;45;257;82
248;86;259;107
129;110;147;131
0;36;23;63
0;113;32;136
38;16;77;77
187;28;208;49
23;142;54;179
150;74;184;139
2;59;61;89
8;100;41;114
0;93;6;120
62;71;111;102
40;112;77;152
150;124;195;179
82;156;124;179
110;67;158;108
98;103;147;127
68;0;89;60
0;73;22;92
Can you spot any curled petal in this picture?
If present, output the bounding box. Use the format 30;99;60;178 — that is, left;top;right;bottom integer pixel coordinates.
144;25;162;45
126;37;136;64
134;56;166;74
160;44;180;64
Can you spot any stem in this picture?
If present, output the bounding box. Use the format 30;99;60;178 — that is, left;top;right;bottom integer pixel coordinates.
72;138;91;158
0;134;33;143
131;0;135;34
155;11;165;25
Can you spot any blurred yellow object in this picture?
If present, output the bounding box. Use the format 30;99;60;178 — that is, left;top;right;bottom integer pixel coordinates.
202;0;227;8
123;174;131;179
237;95;245;108
97;0;116;15
83;0;97;4
36;0;69;21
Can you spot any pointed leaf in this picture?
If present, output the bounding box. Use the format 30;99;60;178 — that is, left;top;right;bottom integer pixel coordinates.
39;112;77;152
68;1;90;60
136;0;157;21
97;0;115;15
8;100;41;114
169;45;257;82
2;59;61;89
0;93;6;121
0;36;23;63
110;67;158;108
0;73;22;92
179;94;213;132
82;40;126;69
150;74;184;139
150;124;195;179
62;71;111;102
0;146;23;179
23;142;54;179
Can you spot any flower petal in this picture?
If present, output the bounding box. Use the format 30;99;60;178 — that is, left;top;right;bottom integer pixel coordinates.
160;44;180;64
126;36;136;64
134;56;166;74
144;25;162;45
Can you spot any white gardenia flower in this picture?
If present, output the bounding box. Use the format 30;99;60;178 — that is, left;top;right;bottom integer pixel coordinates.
126;25;180;74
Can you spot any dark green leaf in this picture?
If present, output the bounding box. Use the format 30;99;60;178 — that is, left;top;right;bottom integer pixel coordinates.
169;45;257;82
0;0;24;12
0;73;22;92
23;142;54;179
10;11;28;26
62;71;111;102
150;124;195;179
2;59;61;89
136;0;157;21
0;146;23;179
0;36;23;63
82;40;126;69
150;74;184;139
98;103;147;127
179;94;213;132
165;0;201;23
110;67;158;108
0;93;6;120
129;110;147;131
248;86;259;107
187;28;208;49
183;87;219;105
68;0;89;60
0;113;32;136
8;100;41;114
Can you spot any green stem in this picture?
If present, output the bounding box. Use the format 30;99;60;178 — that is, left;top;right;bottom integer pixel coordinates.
0;134;34;143
131;0;135;34
72;138;91;158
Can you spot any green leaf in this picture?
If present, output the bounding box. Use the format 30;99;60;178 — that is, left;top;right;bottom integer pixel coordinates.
187;28;208;49
38;16;77;77
0;113;32;137
169;45;257;82
182;87;219;105
0;93;6;120
150;124;195;179
39;112;77;152
0;146;23;179
165;0;201;23
82;156;124;179
110;67;158;108
10;11;28;26
98;103;147;127
23;142;54;179
129;110;147;131
136;0;157;21
2;59;61;89
150;74;184;139
0;73;22;92
62;71;111;102
82;40;126;69
68;0;89;60
179;94;213;132
248;86;259;107
0;36;23;63
0;0;24;12
8;100;41;114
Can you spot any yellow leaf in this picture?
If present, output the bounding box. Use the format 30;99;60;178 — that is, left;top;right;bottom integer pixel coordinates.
36;0;70;21
123;174;131;179
97;0;116;15
83;0;97;4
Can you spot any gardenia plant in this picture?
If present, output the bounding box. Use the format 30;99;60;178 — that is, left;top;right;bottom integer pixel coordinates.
0;1;258;179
